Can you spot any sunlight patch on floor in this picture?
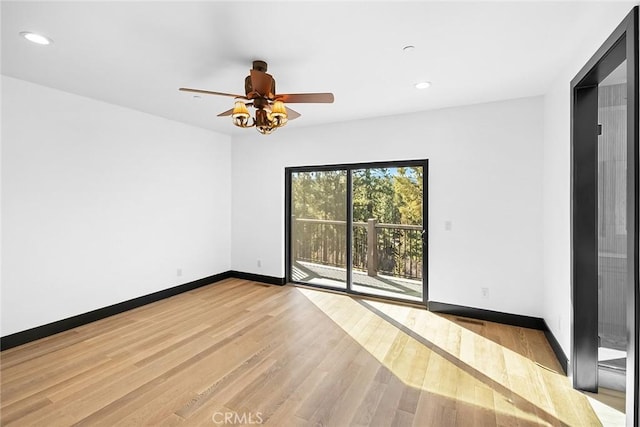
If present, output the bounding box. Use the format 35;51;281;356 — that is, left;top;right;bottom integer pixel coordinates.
584;388;626;427
296;286;593;426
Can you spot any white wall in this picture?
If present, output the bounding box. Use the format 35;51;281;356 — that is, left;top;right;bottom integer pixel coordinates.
542;3;637;358
232;97;544;317
1;76;232;336
4;4;634;340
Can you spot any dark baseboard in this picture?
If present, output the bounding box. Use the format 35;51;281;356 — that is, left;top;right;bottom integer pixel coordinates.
229;270;286;286
429;300;568;374
1;271;233;351
543;320;569;374
428;301;547;330
2;273;570;378
0;270;286;351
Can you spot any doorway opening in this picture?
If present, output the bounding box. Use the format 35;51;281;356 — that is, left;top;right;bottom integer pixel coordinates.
570;6;638;425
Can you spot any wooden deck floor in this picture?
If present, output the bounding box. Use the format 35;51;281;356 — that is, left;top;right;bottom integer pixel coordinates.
1;278;601;426
292;261;423;302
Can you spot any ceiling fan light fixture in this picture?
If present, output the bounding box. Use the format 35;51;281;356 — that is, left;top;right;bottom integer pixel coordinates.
271;100;287;117
19;31;53;45
269;100;288;127
232;101;251;128
232;100;249;116
255;109;275;135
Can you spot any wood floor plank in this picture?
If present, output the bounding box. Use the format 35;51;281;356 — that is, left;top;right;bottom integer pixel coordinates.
1;279;606;426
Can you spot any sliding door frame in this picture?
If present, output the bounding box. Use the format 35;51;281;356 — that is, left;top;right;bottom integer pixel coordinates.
285;159;429;306
570;6;638;424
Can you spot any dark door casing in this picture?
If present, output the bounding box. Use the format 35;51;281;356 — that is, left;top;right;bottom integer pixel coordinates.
570;6;638;425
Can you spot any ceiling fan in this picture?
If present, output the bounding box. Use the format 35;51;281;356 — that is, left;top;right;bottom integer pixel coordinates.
179;60;334;135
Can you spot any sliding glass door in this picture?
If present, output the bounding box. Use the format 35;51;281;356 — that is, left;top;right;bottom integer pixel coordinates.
290;170;348;289
351;166;424;302
287;160;427;304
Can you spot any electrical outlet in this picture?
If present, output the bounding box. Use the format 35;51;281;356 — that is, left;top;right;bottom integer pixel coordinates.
481;287;489;298
257;259;262;268
445;220;452;231
177;268;182;277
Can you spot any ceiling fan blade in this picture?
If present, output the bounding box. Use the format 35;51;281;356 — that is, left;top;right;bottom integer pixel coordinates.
285;106;301;120
276;93;334;103
249;70;274;98
217;108;235;117
179;87;247;99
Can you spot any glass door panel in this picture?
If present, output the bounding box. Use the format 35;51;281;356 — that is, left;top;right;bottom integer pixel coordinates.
290;170;347;289
351;166;424;302
597;60;628;391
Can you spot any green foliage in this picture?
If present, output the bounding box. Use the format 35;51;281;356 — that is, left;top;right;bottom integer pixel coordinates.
352;168;398;223
291;166;424;279
292;170;347;220
394;167;423;225
291;167;422;225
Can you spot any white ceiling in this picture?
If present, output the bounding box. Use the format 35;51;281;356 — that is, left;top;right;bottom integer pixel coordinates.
1;1;634;135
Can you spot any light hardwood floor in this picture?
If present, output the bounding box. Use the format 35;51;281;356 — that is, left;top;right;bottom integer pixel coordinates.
1;278;602;426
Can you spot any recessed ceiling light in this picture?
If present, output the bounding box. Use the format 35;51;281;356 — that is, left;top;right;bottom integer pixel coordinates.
402;45;415;52
415;81;431;89
19;31;53;45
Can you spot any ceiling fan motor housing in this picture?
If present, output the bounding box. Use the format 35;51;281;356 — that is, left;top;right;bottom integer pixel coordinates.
245;76;276;99
245;60;274;98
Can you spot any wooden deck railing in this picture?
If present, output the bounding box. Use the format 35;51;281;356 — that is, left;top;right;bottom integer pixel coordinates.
292;217;423;280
